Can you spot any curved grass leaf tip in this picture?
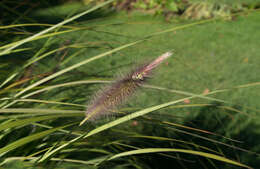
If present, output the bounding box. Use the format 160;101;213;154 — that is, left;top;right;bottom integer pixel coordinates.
80;51;173;125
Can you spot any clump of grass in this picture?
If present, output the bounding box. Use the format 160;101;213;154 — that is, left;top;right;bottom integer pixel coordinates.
80;51;172;125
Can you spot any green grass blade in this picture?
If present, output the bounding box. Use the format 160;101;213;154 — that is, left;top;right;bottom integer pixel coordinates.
0;48;31;55
20;80;110;99
0;155;110;166
0;114;82;131
108;148;252;169
1;80;110;108
14;98;85;107
38;134;85;162
130;135;220;155
0;29;78;51
0;73;18;89
31;122;82;137
0;123;76;155
144;84;227;103
0;108;83;114
0;23;78;29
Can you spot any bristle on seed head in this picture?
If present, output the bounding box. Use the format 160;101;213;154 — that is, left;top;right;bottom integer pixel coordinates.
79;51;173;125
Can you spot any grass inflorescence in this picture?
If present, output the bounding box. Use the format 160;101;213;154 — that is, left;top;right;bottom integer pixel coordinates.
80;52;172;125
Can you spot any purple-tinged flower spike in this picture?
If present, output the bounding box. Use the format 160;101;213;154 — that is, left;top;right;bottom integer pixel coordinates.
79;51;173;126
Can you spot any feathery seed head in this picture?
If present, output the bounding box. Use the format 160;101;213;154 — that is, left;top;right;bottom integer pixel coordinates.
80;51;173;125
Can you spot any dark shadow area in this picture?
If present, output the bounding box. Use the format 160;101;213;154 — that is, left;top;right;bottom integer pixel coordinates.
0;0;70;24
137;103;260;169
0;0;115;43
0;0;115;24
180;103;260;169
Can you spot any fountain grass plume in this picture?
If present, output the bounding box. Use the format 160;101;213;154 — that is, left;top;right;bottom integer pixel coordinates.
79;51;173;126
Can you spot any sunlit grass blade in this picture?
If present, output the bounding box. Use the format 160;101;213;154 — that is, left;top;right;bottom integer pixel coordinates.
1;79;109;99
110;141;193;162
144;84;227;103
166;126;259;155
0;108;83;114
0;155;109;166
0;29;78;51
129;135;220;154
0;114;82;132
108;148;252;169
161;120;241;142
10;98;85;107
23;46;68;68
0;73;18;89
0;123;76;156
31;122;82;137
0;48;31;55
38;134;85;162
0;80;110;108
0;23;78;29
